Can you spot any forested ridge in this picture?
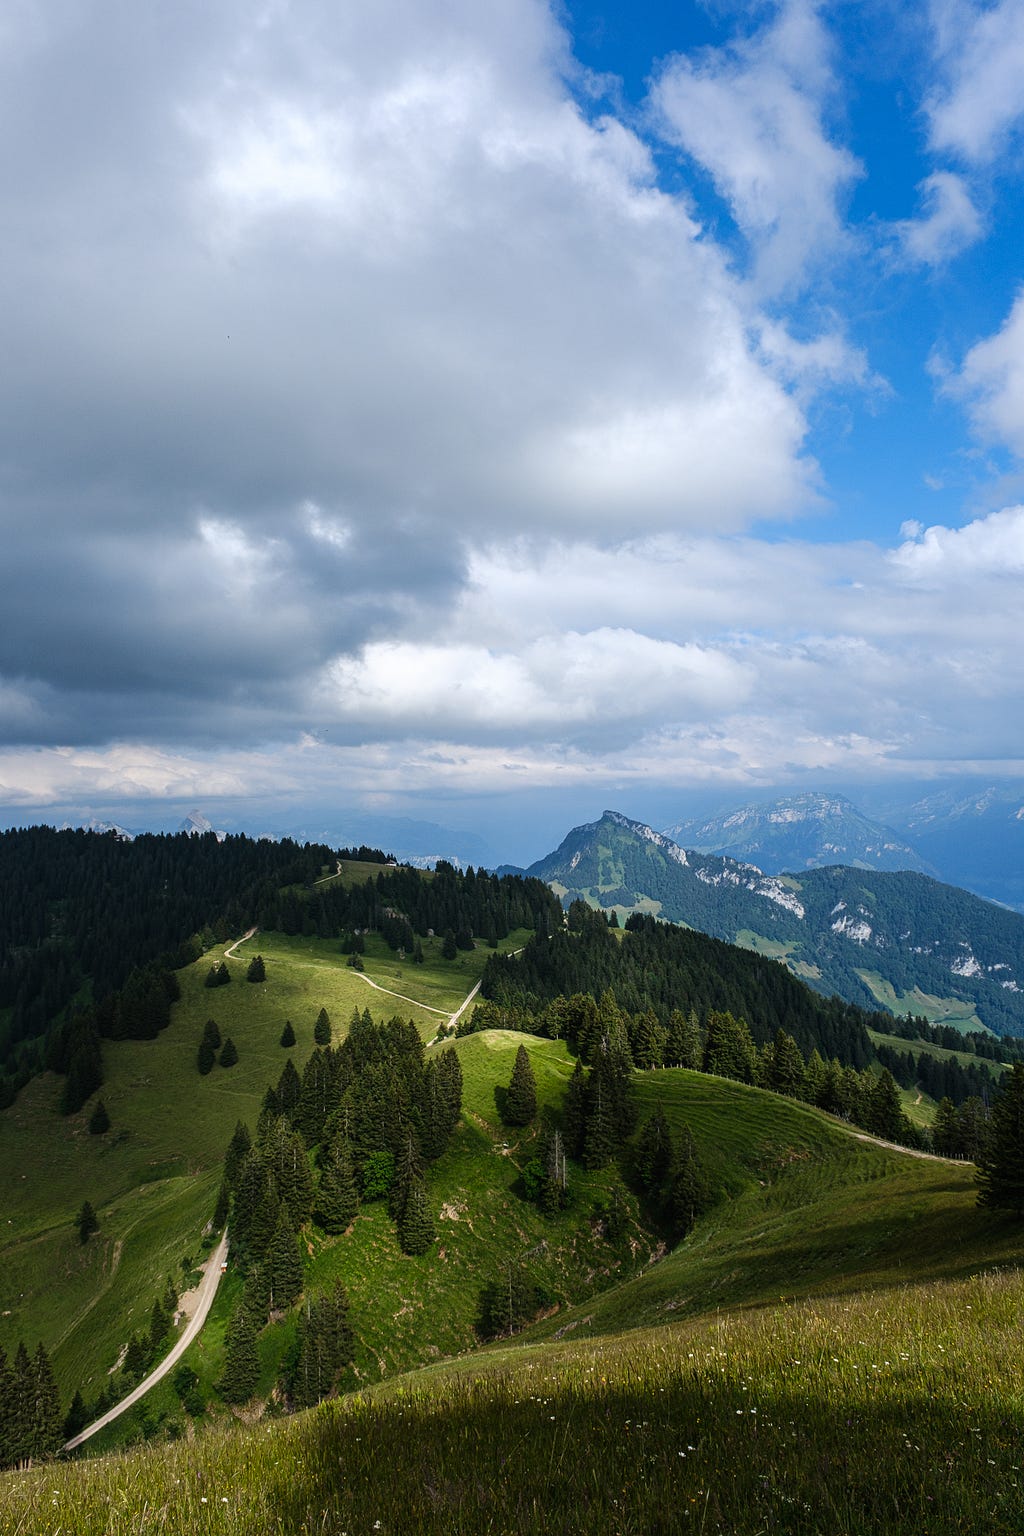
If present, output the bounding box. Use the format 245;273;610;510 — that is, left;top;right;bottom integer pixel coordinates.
0;826;560;1109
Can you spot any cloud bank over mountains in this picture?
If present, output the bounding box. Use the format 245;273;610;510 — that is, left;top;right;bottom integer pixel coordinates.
1;0;1024;826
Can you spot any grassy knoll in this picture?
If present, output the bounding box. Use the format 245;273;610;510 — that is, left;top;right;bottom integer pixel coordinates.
0;931;523;1398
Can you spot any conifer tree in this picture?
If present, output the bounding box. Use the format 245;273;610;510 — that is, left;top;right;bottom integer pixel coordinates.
268;1118;314;1228
88;1099;110;1134
275;1057;302;1120
265;1208;304;1311
314;1143;359;1234
767;1028;806;1097
75;1199;99;1244
220;1036;239;1068
976;1061;1024;1215
933;1096;961;1158
63;1389;89;1442
224;1120;252;1186
0;1345;14;1465
561;1059;588;1159
213;1173;232;1231
503;1044;537;1125
441;928;458;960
28;1343;63;1459
397;1176;435;1255
633;1105;673;1198
665;1125;712;1239
218;1307;260;1405
314;1007;332;1046
246;954;266;982
291;1282;355;1408
279;1018;296;1047
149;1297;170;1353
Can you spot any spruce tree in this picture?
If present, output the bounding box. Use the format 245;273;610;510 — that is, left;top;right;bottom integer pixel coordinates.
149;1297;171;1353
265;1208;304;1311
246;954;266;982
314;1143;359;1234
561;1059;588;1159
63;1389;89;1442
218;1307;260;1405
224;1120;252;1186
219;1037;239;1068
633;1106;673;1198
88;1099;110;1135
75;1199;99;1244
665;1125;712;1239
213;1173;232;1230
503;1045;537;1125
397;1177;435;1254
29;1343;62;1459
977;1061;1024;1215
314;1007;332;1046
280;1019;296;1047
291;1282;355;1408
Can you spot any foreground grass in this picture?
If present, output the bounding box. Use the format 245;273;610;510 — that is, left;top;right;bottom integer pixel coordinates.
6;1264;1024;1535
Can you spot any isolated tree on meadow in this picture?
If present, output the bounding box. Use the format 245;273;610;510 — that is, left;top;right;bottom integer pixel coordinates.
75;1200;99;1244
246;954;266;982
88;1099;110;1135
219;1037;239;1068
503;1044;537;1125
279;1019;296;1047
314;1007;332;1046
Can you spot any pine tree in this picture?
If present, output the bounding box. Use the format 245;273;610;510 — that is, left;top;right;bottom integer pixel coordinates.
665;1125;712;1239
219;1037;239;1068
265;1208;304;1311
280;1019;296;1047
933;1096;961;1157
62;1389;89;1442
314;1007;332;1046
246;954;266;982
767;1028;806;1097
28;1343;62;1459
314;1143;359;1234
197;1018;220;1075
633;1106;673;1198
88;1099;110;1135
275;1057;303;1120
149;1297;171;1353
441;928;458;960
218;1307;260;1405
213;1173;232;1230
397;1177;435;1255
224;1120;252;1186
291;1282;355;1408
75;1200;99;1244
976;1061;1024;1215
503;1045;537;1126
561;1059;588;1159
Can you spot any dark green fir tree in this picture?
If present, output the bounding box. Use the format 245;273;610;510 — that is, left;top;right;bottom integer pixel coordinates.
503;1044;537;1126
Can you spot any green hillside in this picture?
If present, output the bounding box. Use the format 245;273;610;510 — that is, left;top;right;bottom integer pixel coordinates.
5;1058;1024;1534
0;927;529;1400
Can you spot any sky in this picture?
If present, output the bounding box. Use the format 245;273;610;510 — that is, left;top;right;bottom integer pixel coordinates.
2;0;1024;862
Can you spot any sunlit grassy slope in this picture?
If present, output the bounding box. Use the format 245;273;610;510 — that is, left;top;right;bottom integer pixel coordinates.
0;927;527;1399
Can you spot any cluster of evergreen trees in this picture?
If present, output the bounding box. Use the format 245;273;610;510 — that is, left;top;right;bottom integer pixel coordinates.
0;1341;63;1467
214;1012;463;1407
254;861;561;949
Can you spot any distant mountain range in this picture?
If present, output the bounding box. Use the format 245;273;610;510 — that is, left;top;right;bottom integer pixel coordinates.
517;809;1024;1036
663;792;935;877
